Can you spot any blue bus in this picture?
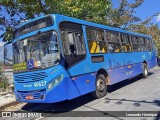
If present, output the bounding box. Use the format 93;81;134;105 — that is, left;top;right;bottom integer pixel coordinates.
12;14;157;103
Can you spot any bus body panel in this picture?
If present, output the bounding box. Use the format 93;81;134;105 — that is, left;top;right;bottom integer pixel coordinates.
14;65;68;103
13;14;157;103
14;70;97;103
147;51;157;69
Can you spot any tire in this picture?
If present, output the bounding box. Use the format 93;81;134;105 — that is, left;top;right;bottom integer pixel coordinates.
92;74;107;99
141;63;148;78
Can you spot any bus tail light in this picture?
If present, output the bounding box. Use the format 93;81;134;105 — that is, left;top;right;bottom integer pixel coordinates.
48;74;63;90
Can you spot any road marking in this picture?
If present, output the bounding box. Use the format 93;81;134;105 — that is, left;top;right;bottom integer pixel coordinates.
35;116;43;120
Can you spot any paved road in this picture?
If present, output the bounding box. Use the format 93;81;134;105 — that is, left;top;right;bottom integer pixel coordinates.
1;67;160;120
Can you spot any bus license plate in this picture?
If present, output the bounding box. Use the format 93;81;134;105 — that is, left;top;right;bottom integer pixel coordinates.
26;95;34;100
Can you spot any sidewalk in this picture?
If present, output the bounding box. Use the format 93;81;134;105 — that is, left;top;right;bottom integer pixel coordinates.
0;91;17;110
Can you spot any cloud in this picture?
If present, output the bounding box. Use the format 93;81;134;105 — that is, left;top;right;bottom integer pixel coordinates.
156;14;160;22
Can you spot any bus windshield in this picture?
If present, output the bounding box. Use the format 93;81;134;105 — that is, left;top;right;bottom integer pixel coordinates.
13;31;60;72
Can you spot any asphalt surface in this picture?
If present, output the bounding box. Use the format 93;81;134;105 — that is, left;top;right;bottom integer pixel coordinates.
1;67;160;120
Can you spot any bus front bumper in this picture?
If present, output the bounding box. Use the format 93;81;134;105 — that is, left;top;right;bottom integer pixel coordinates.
14;80;68;103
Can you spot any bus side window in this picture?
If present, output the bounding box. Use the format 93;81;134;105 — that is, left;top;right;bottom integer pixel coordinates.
61;30;70;55
60;22;86;68
68;32;76;56
106;31;114;52
114;33;121;52
132;36;141;52
61;31;85;56
87;28;107;53
149;39;153;51
146;38;150;51
121;34;132;52
74;33;85;54
106;31;121;53
140;37;146;51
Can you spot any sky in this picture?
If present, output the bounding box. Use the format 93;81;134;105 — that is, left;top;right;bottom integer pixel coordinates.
0;0;160;42
112;0;160;25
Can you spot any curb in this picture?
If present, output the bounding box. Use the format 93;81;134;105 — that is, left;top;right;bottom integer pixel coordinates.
0;100;20;111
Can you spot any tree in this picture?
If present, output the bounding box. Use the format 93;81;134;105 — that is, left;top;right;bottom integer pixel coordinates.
1;0;160;50
0;0;111;41
105;0;144;28
128;13;160;49
0;5;23;41
106;0;160;50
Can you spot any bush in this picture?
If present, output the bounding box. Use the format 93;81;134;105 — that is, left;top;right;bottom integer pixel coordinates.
0;81;6;88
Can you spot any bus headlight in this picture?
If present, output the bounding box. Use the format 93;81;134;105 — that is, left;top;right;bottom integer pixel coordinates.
48;74;63;90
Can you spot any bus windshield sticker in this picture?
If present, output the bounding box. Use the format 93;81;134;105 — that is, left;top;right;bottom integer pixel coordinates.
24;39;27;46
34;61;41;68
27;59;34;70
13;62;27;71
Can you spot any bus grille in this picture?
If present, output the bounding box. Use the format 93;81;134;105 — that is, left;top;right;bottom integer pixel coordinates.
14;72;48;83
17;89;45;100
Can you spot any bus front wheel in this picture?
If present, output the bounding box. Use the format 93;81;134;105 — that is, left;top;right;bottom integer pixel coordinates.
92;74;107;99
141;63;148;78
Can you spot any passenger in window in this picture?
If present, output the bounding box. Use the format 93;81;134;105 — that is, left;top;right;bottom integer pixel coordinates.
108;44;114;52
69;44;76;57
114;46;120;52
126;45;131;52
122;46;126;52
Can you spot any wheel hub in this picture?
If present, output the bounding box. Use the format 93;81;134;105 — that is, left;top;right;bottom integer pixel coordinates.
97;79;105;92
144;67;148;75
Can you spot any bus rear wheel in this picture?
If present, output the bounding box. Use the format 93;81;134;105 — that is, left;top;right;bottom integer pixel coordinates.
141;63;148;78
92;74;107;99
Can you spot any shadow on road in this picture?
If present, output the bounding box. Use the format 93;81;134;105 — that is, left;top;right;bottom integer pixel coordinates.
21;72;157;113
105;72;160;107
104;98;160;107
107;72;154;93
21;93;95;112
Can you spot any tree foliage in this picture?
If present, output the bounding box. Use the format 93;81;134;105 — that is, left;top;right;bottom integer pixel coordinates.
0;0;111;41
0;0;160;51
45;0;111;24
106;0;144;28
106;0;160;50
127;12;160;50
